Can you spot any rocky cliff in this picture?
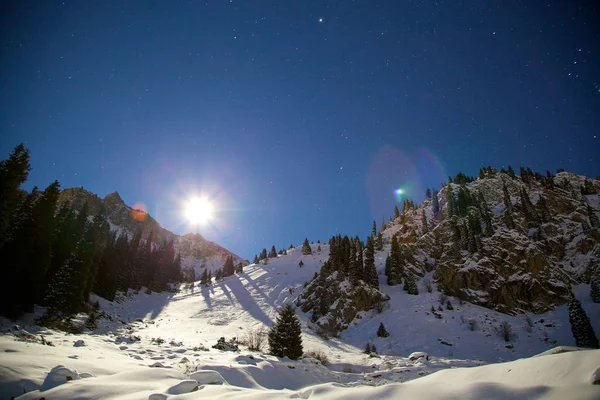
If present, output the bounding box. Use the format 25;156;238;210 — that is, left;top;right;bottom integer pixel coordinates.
383;170;599;314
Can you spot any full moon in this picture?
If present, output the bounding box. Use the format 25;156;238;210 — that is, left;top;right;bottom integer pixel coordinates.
185;197;214;224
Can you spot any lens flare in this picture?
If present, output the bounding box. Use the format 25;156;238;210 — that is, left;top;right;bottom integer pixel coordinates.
132;202;147;221
395;188;406;202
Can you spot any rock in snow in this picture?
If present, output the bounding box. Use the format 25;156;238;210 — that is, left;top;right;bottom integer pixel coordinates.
408;351;429;361
189;370;227;385
167;379;200;394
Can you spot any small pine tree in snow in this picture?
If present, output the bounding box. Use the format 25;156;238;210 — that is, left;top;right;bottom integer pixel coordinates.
364;342;372;354
301;238;312;255
317;244;321;253
431;305;435;313
590;265;600;303
568;292;599;348
298;260;304;268
268;304;303;359
269;245;278;259
403;273;419;295
377;322;390;338
446;300;453;310
200;269;209;285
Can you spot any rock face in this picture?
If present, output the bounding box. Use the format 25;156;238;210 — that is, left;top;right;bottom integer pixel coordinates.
384;171;600;314
300;271;389;335
58;188;246;277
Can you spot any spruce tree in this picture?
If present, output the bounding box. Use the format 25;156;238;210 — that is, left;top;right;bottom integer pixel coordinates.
268;304;303;359
568;292;599;348
393;205;400;220
377;322;390;337
432;189;440;217
425;188;432;199
301;238;312;255
269;245;278;259
375;232;383;251
421;210;428;234
403;273;419;295
386;235;402;286
0;143;31;249
590;265;600;303
222;255;235;276
364;236;378;288
200;269;209;285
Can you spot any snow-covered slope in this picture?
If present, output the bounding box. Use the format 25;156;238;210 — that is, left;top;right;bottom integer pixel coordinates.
1;243;599;399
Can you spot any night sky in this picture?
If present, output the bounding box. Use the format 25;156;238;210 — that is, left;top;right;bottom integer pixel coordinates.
1;1;599;259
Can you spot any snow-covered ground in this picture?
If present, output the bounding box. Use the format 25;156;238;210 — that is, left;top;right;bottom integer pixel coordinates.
1;244;599;399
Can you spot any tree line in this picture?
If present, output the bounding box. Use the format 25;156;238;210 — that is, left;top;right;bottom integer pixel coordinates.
0;144;182;321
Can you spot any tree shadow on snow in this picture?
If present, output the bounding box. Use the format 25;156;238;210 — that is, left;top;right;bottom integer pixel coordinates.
223;276;274;326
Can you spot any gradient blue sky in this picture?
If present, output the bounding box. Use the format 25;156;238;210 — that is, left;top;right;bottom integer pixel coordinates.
1;1;599;259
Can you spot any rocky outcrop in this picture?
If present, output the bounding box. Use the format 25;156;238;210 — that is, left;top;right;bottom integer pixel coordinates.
300;271;389;335
382;171;600;314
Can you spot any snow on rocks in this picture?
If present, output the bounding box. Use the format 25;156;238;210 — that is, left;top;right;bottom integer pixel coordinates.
149;361;171;368
167;379;201;394
189;370;227;385
40;365;89;391
408;351;429;361
73;339;85;347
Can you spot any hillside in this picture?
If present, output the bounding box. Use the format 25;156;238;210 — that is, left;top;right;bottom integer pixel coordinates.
58;188;247;277
1;243;599;398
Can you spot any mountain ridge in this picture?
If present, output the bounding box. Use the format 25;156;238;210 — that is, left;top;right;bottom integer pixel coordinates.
57;187;247;278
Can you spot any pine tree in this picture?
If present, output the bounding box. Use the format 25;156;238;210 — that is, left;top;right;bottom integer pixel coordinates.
260;248;268;260
269;245;278;259
568;292;599;348
432;189;440;217
207;270;212;284
268;304;303;359
507;165;516;179
0;143;31;249
301;238;312;255
425;188;432;199
364;236;378;289
222;255;235;277
377;322;390;337
393;205;400;220
375;232;383;251
386;235;402;286
446;185;454;217
590;265;600;303
200;269;209;285
298;260;304;267
253;255;258;264
403;273;419;295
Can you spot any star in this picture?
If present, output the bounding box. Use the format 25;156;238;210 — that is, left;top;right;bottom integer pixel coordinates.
318;18;324;23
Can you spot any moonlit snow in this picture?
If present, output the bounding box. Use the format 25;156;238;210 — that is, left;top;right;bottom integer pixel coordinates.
1;244;599;399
